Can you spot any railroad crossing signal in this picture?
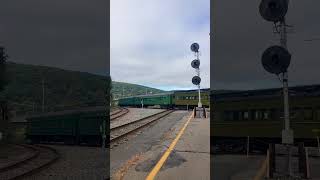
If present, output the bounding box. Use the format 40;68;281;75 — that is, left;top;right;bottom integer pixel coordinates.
259;0;293;145
192;76;201;85
190;42;202;108
262;45;291;75
259;0;289;22
190;43;200;52
191;59;200;69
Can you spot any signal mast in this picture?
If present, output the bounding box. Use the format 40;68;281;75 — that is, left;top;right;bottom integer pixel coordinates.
259;0;293;145
259;0;294;177
190;43;202;108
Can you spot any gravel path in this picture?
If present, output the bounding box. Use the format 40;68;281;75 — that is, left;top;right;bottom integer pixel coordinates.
110;108;164;128
22;145;108;180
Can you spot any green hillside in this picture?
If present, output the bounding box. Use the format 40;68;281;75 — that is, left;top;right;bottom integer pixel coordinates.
111;81;166;99
0;62;165;114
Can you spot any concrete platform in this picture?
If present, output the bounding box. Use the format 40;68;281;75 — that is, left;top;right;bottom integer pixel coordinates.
154;115;210;180
121;113;266;180
123;113;210;180
212;154;265;180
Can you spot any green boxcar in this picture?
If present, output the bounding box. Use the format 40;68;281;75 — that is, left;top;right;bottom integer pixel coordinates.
27;114;77;136
78;110;106;145
26;107;106;145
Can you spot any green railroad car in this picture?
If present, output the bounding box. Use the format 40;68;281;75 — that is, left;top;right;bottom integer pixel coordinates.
118;89;211;109
118;92;174;108
174;89;210;109
26;106;106;145
211;85;320;147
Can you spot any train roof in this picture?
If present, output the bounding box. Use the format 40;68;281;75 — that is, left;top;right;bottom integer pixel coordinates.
211;84;320;101
173;88;210;93
119;92;174;99
118;89;212;99
26;106;106;119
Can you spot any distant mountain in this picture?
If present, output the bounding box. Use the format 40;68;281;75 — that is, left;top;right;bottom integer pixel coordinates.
0;62;165;114
111;81;166;99
1;62;108;114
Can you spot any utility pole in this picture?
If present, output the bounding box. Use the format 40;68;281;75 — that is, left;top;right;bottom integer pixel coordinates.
42;78;44;112
101;118;106;150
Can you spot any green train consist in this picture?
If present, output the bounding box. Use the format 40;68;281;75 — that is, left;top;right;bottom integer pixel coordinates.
26;106;106;146
211;85;320;148
118;89;210;109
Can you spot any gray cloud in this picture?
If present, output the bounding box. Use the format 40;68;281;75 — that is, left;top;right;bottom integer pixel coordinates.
0;0;107;76
111;0;210;90
212;0;320;90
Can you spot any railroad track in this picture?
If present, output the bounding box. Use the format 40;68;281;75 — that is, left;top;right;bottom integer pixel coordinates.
110;110;174;143
110;107;122;116
110;107;129;120
0;144;59;180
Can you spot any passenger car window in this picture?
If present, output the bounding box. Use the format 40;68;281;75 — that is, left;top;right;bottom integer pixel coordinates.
304;108;313;120
243;111;249;120
317;109;320;121
224;111;233;121
263;110;269;120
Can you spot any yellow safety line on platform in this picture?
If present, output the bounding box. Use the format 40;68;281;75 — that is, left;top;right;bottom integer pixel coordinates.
145;112;194;180
253;156;268;180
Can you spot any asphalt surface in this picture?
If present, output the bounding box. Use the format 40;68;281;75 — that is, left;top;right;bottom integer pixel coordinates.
110;110;189;179
212;154;265;180
150;116;210;180
119;110;264;180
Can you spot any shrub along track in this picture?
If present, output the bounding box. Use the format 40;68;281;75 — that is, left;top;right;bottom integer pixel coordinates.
110;110;174;144
111;107;129;121
0;144;59;180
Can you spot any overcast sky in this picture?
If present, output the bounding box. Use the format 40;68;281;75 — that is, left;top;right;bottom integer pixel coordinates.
3;1;316;91
0;0;107;76
111;0;210;91
212;0;320;90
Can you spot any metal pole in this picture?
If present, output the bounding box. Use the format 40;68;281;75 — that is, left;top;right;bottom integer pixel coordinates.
305;147;310;178
317;136;320;154
196;52;202;108
281;19;290;133
280;18;293;144
102;118;106;149
42;78;45;112
267;149;270;178
280;18;294;177
247;136;250;157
